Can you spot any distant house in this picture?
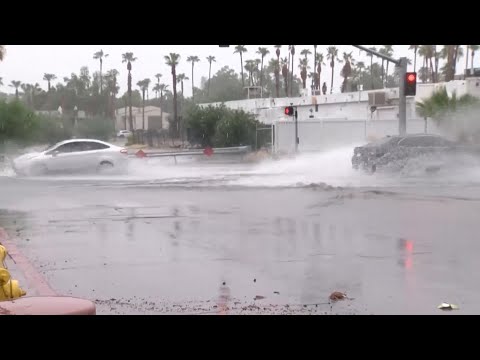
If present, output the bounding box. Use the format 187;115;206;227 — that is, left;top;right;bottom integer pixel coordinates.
115;106;170;131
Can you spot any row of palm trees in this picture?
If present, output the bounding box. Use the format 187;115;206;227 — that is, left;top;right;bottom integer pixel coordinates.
408;45;479;83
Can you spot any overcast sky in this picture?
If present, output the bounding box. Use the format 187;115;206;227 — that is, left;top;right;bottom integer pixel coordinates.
0;45;475;97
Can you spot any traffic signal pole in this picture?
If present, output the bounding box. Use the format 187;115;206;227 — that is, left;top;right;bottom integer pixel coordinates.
352;46;408;136
398;57;408;135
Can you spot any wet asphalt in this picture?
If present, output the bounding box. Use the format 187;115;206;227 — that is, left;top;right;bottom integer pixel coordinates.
1;156;480;314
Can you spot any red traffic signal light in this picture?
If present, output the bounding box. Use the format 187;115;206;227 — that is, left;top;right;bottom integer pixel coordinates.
405;72;417;96
284;106;294;116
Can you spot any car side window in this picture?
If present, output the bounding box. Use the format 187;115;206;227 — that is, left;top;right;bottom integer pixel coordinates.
54;143;75;153
82;142;110;151
398;137;427;147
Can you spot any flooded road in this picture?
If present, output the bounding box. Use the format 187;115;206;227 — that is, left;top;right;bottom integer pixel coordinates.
2;147;480;314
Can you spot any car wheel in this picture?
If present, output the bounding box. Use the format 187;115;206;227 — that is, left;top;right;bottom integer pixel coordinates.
97;161;114;173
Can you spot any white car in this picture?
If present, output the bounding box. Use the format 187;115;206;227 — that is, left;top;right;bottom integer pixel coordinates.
117;130;132;138
12;139;129;176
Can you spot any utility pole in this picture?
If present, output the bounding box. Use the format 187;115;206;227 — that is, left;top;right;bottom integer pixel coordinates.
352;45;408;135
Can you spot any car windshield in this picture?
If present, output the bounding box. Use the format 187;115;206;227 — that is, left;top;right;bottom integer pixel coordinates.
2;44;480;315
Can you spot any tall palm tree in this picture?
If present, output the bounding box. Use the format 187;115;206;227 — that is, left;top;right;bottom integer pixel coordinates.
93;49;109;94
155;73;162;87
256;47;270;97
366;47;377;89
418;46;429;82
9;80;22;100
316;53;325;91
326;46;341;94
176;73;188;97
153;83;161;99
20;83;31;106
281;57;289;97
274;46;282;97
244;60;255;86
206;56;216;97
298;58;309;89
409;45;419;72
106;69;119;118
43;73;56;92
253;59;261;86
165;53;180;136
122;52;137;131
234;45;247;88
187;56;200;102
381;45;394;86
158;84;169;130
469;45;480;71
289;46;295;96
340;52;354;93
0;45;5;62
137;79;148;130
269;58;280;98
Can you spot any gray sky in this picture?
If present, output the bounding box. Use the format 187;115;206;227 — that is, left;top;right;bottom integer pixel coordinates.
0;45;474;97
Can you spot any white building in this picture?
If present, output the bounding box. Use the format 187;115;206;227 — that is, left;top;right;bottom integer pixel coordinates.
115;106;170;132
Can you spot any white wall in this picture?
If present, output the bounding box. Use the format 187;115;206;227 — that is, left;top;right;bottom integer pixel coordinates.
199;77;480;125
273;118;441;154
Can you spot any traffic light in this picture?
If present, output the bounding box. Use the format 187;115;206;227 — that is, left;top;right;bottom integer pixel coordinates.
405;72;417;96
284;106;294;116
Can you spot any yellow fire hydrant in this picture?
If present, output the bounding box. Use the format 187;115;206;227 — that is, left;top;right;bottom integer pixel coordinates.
0;245;27;301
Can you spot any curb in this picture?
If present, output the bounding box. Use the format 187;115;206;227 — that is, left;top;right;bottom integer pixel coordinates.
0;227;57;297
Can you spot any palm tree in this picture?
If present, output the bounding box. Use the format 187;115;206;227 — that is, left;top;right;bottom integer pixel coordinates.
206;56;216;97
366;47;377;89
469;45;480;72
0;45;5;62
155;73;162;87
244;60;255;86
409;45;419;72
298;58;309;89
340;52;354;93
43;73;56;92
381;46;394;85
137;79;150;130
106;69;119;118
158;84;169;130
253;59;261;86
93;49;109;94
316;53;325;91
152;83;160;99
20;83;31;106
187;56;200;102
234;45;247;88
289;46;295;96
0;77;3;87
255;47;269;97
9;80;22;100
176;73;188;97
165;53;180;137
122;52;137;131
274;46;282;97
269;58;281;98
281;57;289;97
326;46;341;94
418;46;429;82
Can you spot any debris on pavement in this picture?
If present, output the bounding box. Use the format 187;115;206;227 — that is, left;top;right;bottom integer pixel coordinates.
274;291;280;295
437;302;459;310
254;295;266;300
329;291;347;302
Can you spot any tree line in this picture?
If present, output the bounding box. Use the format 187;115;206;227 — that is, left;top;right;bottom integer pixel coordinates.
1;45;478;136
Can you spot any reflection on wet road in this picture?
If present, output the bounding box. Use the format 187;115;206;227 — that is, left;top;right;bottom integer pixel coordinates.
2;148;480;314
